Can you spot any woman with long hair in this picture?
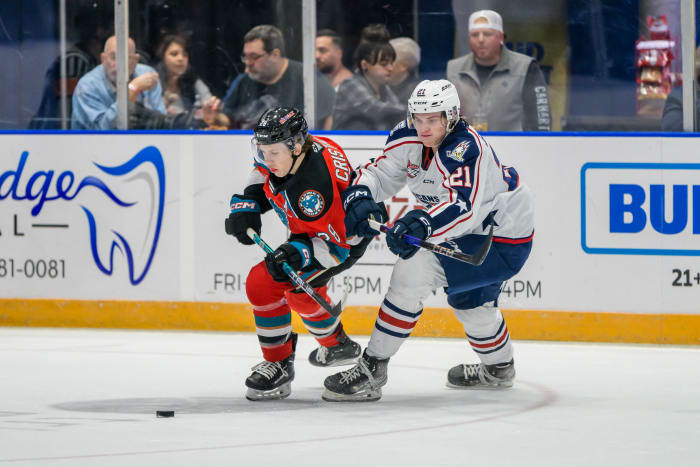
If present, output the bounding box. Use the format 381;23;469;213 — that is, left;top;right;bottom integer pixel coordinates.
156;35;220;123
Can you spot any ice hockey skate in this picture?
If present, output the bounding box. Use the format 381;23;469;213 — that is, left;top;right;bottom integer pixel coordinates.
322;349;389;401
245;334;297;401
446;359;515;389
308;331;361;367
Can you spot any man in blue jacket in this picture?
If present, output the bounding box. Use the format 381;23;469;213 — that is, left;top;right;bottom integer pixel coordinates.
71;36;165;130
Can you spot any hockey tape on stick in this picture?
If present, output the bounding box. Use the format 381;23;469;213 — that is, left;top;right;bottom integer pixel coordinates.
367;219;493;266
246;228;344;317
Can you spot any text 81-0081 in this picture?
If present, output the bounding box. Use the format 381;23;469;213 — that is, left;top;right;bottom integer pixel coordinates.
0;258;66;279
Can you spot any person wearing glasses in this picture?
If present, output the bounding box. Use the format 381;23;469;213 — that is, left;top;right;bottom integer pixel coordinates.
220;25;336;129
71;36;166;130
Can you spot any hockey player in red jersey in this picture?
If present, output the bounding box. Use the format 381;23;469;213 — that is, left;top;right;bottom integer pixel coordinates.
323;80;535;401
225;107;373;401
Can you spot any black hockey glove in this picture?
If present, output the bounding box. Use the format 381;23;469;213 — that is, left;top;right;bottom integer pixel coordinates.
264;238;313;283
386;209;435;259
225;195;262;245
341;185;385;238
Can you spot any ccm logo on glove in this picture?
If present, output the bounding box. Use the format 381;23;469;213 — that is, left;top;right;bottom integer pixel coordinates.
230;201;258;211
343;189;370;211
225;194;262;245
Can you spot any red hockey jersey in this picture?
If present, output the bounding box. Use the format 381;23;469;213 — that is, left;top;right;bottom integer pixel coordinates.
248;135;353;267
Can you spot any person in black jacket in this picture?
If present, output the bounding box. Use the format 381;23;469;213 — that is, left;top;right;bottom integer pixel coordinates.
220;25;335;129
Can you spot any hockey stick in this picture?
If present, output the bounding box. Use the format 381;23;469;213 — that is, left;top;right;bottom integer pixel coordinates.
367;218;493;266
294;268;351;309
246;228;344;317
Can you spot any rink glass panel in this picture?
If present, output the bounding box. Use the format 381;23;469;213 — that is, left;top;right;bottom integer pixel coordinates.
0;0;695;132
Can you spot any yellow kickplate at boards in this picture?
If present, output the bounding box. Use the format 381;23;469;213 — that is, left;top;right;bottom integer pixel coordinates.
1;299;698;345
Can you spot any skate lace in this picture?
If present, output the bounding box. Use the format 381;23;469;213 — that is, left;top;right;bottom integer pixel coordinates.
338;358;372;385
463;364;481;379
252;361;283;380
338;363;363;384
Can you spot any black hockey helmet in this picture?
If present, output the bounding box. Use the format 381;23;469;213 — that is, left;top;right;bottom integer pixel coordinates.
254;107;308;152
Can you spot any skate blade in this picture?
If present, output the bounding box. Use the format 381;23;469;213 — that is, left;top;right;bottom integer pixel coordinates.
245;383;292;401
445;380;514;390
309;356;360;368
321;387;382;402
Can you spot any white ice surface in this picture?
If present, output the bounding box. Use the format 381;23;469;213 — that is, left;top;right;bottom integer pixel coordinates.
0;328;698;466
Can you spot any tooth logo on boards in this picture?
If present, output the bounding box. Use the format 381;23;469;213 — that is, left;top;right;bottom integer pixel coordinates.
0;146;166;284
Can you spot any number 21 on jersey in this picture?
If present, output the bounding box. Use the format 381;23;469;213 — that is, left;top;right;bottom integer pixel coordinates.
448;166;472;188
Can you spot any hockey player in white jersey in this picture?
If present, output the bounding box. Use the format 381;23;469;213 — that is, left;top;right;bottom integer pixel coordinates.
323;79;535;402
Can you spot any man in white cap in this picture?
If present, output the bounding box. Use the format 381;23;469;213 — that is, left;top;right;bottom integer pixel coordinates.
446;9;551;132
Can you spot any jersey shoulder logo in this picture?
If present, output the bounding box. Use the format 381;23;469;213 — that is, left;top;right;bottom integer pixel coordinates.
298;190;325;217
447;141;470;163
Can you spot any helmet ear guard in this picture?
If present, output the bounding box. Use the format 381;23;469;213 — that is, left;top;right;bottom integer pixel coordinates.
407;79;461;133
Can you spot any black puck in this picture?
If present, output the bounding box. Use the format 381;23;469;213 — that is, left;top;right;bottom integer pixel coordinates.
156;410;175;418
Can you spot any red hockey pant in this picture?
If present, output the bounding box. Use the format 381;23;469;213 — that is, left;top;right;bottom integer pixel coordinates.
246;261;344;362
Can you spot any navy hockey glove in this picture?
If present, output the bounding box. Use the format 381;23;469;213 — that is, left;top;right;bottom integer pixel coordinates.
342;185;384;238
225;195;261;245
386;209;435;259
265;239;314;283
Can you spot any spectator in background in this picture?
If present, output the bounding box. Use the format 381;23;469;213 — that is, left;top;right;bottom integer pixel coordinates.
388;37;422;104
446;9;551;132
332;24;405;131
661;46;700;131
220;24;335;129
29;5;111;129
316;29;353;89
71;36;165;130
155;35;220;126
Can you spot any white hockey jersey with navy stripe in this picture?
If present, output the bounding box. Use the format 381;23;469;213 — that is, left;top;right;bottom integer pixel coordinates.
353;119;534;244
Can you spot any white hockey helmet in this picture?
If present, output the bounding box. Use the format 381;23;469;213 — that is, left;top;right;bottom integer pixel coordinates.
407;79;461;132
